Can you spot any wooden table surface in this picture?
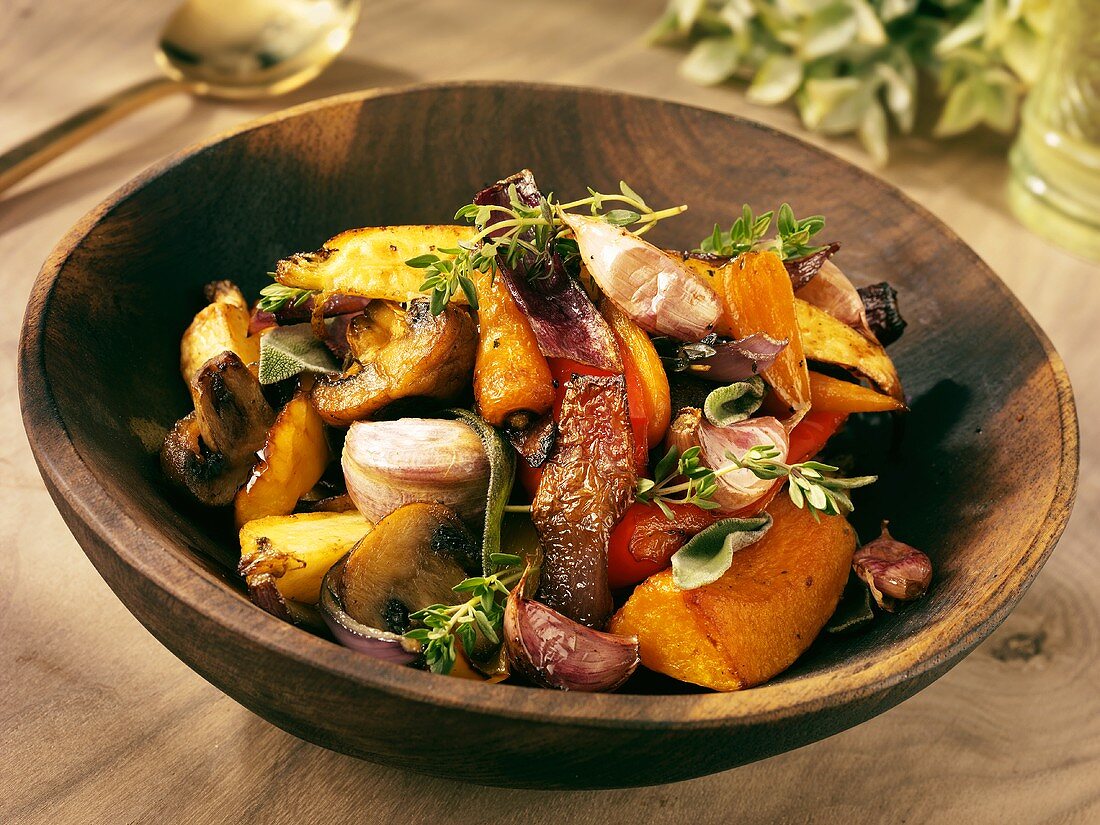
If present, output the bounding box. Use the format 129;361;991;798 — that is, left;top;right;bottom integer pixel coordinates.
2;1;1097;822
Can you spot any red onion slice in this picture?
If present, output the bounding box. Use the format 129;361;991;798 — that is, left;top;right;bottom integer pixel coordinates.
784;242;841;290
676;333;787;382
504;585;640;692
319;558;421;665
564;213;722;342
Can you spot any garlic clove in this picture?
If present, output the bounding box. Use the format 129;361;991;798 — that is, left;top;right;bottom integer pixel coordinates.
852;522;932;611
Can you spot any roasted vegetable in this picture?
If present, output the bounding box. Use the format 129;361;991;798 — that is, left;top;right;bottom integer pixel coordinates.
610;494;857;691
161;352;275;506
607;501;719;589
474;170;622;373
319;556;422;664
697;415;788;513
601;298;671;449
337;503;477;633
310;298;477;425
852;523;932;611
787;410;848;463
234;385;330;528
795;298;904;400
533;374;636;628
274;225;476;301
808;371;907;414
342;418;490;525
720;251;811;420
180;280;260;382
858;282;907;345
795;260;873;339
472;268;555;427
238;510;374;616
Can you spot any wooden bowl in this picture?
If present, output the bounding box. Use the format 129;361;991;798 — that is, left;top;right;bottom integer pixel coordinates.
18;83;1077;789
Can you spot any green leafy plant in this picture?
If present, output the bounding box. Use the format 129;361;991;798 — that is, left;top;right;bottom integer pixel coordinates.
403;552;524;674
649;0;1050;163
255;281;319;313
408;181;686;314
699;202;826;258
637;443;877;519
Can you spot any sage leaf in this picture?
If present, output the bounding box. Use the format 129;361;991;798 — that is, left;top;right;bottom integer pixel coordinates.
825;572;876;634
257;323;339;385
671;514;772;590
703;376;766;426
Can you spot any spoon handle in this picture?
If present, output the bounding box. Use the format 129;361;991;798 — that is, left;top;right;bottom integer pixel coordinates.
0;76;182;195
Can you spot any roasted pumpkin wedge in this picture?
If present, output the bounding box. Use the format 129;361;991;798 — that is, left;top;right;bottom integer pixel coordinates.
239;510;374;611
180;280;260;382
234;384;330;528
275;225;477;301
311;297;478;425
796;299;904;400
610;494;856;691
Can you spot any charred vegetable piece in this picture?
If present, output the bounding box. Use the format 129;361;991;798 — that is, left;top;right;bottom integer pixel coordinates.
342;418;490;527
310;298;477;425
161;352;275;506
239;510;374;614
504;413;557;469
180;280;261;382
504;582;640;692
601;298;671;449
337;503;477;633
474;170;622;373
234;384;330;528
795;299;904;400
565;214;722;341
533;374;636;629
661;332;788;383
857;282;907;345
721;251;811;421
795;259;873;339
808;371;907;414
852;523;932;611
274;225;477;302
610;495;856;691
472;268;555;428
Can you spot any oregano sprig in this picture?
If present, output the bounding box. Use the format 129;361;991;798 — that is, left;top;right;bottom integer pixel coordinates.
403;552;524;675
409;181;687;315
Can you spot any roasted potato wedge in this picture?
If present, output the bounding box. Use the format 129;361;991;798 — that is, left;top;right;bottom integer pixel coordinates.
239;510;374;611
234;386;330;528
311;298;477;426
181;280;260;382
796;299;904;400
275;225;477;301
610;495;856;691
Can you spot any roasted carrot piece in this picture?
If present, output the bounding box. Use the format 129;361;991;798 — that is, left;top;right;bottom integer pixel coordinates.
721;251;810;420
472;270;555;427
600;299;671;449
808;371;907;413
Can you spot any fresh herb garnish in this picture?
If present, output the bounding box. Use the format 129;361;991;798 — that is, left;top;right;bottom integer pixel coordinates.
403;552;524;675
670;514;772;590
698;202;826;260
256;322;339;385
408;181;686;315
636;443;876;520
255;281;320;313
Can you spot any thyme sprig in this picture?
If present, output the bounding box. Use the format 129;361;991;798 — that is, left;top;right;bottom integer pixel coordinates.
255;281;320;313
698;202;826;260
636;444;876;520
408;181;687;314
403;552;524;675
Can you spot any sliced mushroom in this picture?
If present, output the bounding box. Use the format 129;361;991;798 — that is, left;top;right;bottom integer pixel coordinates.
337;503;478;634
160;351;274;505
310;298;477;426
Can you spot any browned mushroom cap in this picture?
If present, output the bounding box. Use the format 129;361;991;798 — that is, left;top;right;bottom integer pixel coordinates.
161;351;274;506
310;298;477;426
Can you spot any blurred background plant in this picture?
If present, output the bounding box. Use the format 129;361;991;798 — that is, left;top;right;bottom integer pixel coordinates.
648;0;1052;164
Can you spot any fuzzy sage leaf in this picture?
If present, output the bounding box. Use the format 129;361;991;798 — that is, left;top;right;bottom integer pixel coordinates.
671;514;773;590
257;323;339;385
703;376;766;426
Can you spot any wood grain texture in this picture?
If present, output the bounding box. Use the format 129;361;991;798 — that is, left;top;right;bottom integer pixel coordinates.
2;0;1098;820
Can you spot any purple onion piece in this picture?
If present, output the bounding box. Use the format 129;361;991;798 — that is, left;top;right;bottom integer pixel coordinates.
783;242;841;290
504;585;640;692
474;170;622;372
274;293;372;324
678;332;788;382
319;558;421;665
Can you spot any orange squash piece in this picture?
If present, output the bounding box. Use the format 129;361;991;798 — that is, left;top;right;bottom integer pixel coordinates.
600;299;671;448
720;251;810;420
472;270;555;427
609;495;856;691
234;387;330;528
808;371;907;413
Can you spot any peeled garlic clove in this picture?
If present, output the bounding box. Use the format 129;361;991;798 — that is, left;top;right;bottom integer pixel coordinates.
563;213;722;341
665;407;702;456
697;416;789;513
504;584;640;692
852;523;932;611
342;418;490;524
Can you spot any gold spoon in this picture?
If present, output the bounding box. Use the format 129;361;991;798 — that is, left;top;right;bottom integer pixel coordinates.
0;0;361;195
